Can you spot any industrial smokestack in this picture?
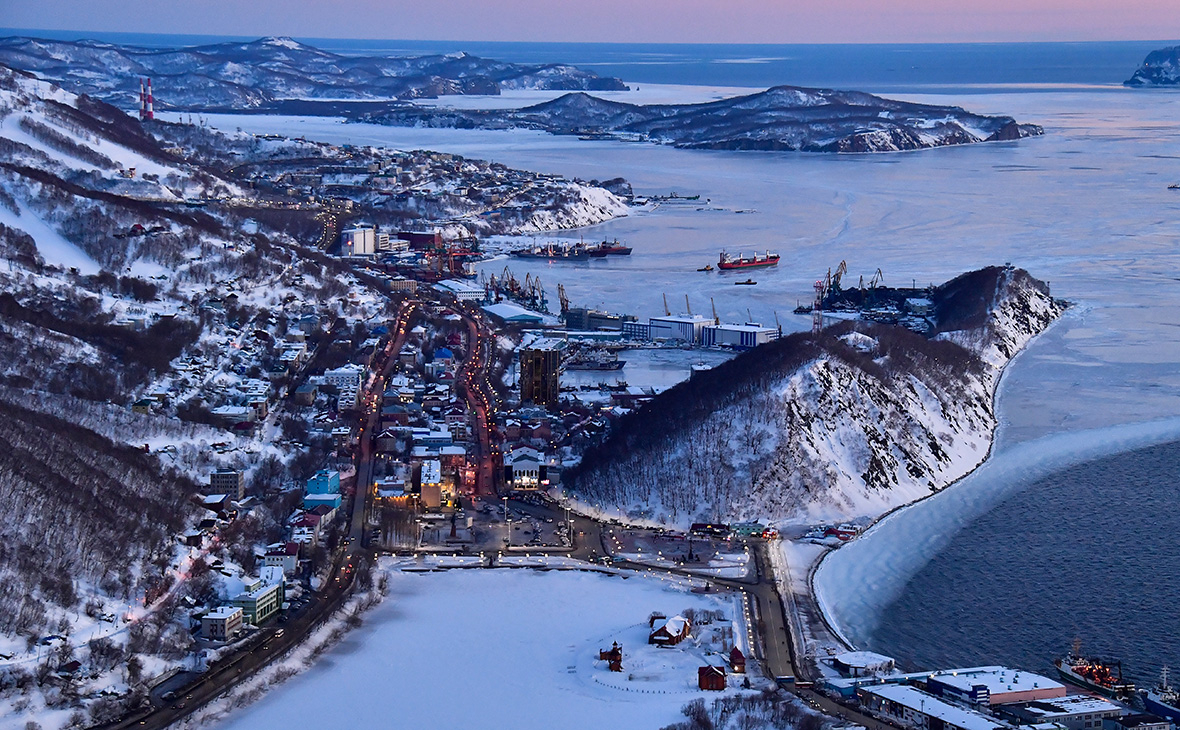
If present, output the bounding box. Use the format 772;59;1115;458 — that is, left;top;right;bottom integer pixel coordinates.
145;78;154;120
139;78;146;120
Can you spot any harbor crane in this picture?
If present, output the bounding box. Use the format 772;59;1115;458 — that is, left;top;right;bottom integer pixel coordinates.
711;297;720;325
663;293;671;317
685;295;692;316
557;283;570;314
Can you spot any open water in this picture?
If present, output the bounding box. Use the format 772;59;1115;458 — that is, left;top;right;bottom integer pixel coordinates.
865;440;1180;683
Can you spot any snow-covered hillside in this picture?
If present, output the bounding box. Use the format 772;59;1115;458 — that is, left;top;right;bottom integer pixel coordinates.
0;36;628;111
569;267;1063;526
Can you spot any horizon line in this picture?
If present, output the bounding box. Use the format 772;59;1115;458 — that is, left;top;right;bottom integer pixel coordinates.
2;27;1179;49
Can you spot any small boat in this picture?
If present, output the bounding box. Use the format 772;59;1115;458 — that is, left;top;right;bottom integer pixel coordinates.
698;265;714;272
735;279;756;286
1169;184;1180;190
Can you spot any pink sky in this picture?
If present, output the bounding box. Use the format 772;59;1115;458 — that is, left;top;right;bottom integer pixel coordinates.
7;0;1180;43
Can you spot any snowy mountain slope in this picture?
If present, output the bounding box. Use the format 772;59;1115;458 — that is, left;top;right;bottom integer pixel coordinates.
363;86;1043;153
1125;45;1180;86
0;36;628;111
568;267;1063;525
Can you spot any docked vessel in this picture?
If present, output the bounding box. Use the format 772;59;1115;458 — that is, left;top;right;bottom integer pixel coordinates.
1144;668;1180;723
718;250;780;270
1054;643;1135;698
595;239;633;256
510;244;590;261
566;357;626;371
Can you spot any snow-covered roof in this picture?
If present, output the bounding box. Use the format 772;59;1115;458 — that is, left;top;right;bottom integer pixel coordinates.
205;606;242;619
1013;695;1124;717
929;666;1063;697
863;685;1005;730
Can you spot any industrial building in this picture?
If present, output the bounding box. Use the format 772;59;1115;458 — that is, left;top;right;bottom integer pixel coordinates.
520;338;564;407
925;666;1066;706
482;302;547;325
701;322;780;349
648;314;712;343
563;307;636;331
997;695;1125;730
859;684;1007;730
340;226;382;256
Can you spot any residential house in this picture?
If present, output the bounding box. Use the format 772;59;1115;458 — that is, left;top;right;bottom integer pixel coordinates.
649;615;691;647
699;665;727;691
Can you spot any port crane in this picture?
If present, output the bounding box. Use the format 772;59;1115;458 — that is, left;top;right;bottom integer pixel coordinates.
557;283;570;314
824;259;848;296
710;297;720;325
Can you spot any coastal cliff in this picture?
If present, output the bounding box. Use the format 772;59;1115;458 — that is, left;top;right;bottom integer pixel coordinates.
1125;46;1180;86
567;267;1063;525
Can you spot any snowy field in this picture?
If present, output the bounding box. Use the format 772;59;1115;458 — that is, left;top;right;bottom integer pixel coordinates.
213;568;749;730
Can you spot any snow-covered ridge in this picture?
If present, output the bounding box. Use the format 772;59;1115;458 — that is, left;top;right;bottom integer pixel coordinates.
568;267;1064;526
362;86;1044;153
0;35;629;111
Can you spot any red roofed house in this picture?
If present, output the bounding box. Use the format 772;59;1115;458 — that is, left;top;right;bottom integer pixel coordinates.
649;615;691;647
729;646;746;674
699;665;726;691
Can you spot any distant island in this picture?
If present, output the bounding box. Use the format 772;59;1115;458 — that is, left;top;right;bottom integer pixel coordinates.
361;87;1044;153
0;35;629;111
1125;45;1180;86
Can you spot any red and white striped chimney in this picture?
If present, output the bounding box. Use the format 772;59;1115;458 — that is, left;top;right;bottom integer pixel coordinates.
145;78;154;120
139;78;146;120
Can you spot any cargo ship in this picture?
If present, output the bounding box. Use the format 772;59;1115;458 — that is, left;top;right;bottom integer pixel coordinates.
510;244;590;261
1055;643;1135;699
718;251;780;270
1144;669;1180;723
